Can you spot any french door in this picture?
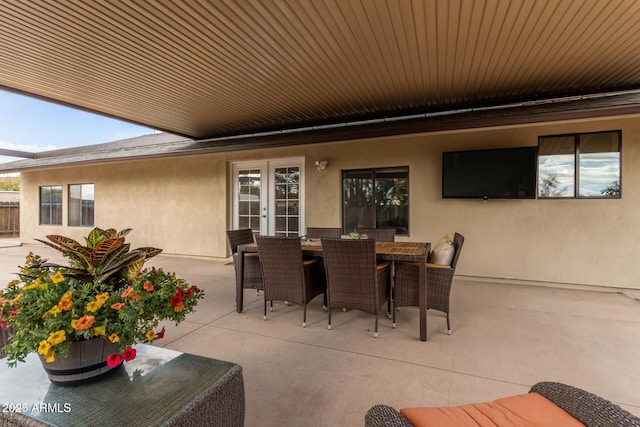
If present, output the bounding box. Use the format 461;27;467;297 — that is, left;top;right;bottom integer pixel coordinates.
231;158;305;236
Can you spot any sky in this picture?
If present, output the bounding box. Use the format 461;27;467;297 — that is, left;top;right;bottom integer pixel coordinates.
0;90;155;165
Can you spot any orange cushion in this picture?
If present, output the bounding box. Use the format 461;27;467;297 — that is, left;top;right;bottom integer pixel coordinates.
427;263;452;269
233;252;259;258
376;261;391;270
397;261;452;269
400;393;584;427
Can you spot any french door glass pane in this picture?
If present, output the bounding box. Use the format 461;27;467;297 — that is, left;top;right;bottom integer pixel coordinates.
238;169;261;232
274;167;299;236
239;216;249;229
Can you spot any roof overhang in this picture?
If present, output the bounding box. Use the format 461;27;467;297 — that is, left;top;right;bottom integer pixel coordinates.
2;1;640;143
3;89;640;173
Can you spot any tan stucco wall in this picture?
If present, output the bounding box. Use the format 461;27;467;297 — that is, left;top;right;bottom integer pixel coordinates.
18;115;640;291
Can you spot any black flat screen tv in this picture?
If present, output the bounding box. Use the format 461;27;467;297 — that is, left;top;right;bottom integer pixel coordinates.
442;147;537;199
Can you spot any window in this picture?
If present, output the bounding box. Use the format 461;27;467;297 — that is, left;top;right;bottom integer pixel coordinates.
68;184;95;226
538;131;621;198
342;167;409;235
39;186;62;225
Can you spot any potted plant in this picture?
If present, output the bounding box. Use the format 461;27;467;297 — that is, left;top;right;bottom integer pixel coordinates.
0;227;203;384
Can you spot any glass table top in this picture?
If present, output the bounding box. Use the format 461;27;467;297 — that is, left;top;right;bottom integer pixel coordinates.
0;344;239;426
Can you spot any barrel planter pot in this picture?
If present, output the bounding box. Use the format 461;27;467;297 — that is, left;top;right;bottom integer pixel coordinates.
38;338;122;386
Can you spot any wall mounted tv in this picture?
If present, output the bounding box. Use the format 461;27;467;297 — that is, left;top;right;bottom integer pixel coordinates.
442;147;538;199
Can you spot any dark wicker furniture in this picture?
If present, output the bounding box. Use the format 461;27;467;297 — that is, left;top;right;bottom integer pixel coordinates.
394;232;464;335
255;236;326;327
0;344;246;427
236;241;432;340
364;381;640;427
321;238;391;337
226;229;263;295
355;227;396;242
306;227;342;238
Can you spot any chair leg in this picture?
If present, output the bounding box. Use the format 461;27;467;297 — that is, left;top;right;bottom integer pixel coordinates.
303;305;307;328
270;300;273;312
263;300;267;320
327;307;332;330
392;302;396;329
374;314;379;338
447;313;451;335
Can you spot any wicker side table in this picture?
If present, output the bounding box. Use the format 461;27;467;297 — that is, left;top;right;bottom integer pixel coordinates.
0;344;245;427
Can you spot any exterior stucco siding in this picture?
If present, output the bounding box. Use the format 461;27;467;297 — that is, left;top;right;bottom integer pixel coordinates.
17;116;640;291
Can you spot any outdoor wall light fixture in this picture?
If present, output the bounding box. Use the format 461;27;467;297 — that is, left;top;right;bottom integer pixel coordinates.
315;160;328;171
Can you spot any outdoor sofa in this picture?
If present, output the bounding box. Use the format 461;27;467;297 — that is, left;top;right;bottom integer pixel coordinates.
365;381;640;427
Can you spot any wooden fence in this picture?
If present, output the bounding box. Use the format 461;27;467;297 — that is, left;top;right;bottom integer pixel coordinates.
0;202;19;236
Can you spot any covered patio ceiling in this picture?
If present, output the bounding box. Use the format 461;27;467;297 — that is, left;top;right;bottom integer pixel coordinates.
3;0;640;141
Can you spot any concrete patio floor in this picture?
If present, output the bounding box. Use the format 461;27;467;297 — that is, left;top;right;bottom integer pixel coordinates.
1;242;639;426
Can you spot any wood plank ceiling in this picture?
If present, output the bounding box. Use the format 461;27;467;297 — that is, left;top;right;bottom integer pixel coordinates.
2;0;640;140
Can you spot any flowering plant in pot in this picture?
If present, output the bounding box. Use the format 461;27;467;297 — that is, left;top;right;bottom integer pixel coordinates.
0;227;203;380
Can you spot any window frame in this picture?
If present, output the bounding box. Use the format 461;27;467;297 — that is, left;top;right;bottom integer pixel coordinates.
537;130;621;199
341;166;410;236
68;183;95;227
39;185;63;225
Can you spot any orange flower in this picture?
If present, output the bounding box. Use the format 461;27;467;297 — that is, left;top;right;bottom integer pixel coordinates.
143;281;154;292
173;303;184;313
57;297;73;311
111;302;125;310
122;287;141;300
74;315;95;330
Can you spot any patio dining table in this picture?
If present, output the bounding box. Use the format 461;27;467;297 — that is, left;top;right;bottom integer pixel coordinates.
236;240;431;341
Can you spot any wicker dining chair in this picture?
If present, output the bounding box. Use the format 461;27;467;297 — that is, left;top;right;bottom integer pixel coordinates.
255;235;326;327
393;233;464;335
321;238;391;338
306;227;342;239
355;227;396;242
226;229;264;294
